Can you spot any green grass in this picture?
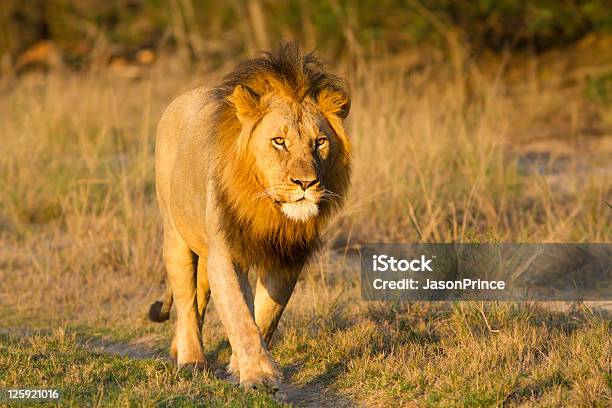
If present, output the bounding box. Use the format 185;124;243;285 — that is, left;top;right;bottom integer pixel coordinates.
1;304;609;407
0;330;281;407
278;303;611;406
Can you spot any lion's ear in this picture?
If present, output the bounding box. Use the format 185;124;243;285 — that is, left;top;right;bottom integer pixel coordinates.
227;85;262;157
227;85;261;124
317;87;351;119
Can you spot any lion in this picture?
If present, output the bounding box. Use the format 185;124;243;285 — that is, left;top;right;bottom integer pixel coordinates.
148;42;351;392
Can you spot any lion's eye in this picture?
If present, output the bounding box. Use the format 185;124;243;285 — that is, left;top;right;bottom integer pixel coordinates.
272;137;285;147
315;137;327;147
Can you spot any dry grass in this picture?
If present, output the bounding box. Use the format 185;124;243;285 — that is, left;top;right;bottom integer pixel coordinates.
0;51;610;406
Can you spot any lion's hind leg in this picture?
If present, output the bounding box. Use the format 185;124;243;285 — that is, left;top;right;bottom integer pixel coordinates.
196;250;211;332
254;272;298;345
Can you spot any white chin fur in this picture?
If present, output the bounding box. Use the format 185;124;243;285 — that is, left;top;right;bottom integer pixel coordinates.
280;201;319;222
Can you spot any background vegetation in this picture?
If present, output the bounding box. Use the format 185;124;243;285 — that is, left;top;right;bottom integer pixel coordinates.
0;1;610;406
3;0;612;67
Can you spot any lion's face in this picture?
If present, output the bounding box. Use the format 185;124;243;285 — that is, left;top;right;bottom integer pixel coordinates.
229;85;351;223
250;99;342;222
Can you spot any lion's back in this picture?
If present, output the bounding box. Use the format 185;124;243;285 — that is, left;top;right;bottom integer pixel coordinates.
155;86;212;252
155;86;208;201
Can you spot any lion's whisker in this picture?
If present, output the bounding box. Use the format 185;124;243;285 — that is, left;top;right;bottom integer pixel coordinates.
323;189;341;200
253;188;274;201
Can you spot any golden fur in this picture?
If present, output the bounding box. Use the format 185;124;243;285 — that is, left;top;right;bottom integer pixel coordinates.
208;43;351;272
149;43;351;390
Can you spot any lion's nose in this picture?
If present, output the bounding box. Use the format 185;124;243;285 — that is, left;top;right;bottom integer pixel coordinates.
291;177;319;191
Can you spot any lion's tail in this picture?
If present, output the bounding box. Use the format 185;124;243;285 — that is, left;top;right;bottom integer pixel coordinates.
148;285;173;323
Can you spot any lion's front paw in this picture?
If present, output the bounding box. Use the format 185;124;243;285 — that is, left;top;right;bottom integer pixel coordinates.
240;372;281;393
225;353;240;384
239;351;282;393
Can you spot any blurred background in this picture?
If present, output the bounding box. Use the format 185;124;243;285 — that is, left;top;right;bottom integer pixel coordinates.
2;0;612;68
1;0;612;75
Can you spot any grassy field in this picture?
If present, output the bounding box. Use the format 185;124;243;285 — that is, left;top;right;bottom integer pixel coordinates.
0;46;611;406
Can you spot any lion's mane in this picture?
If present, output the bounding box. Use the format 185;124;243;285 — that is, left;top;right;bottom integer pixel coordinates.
207;43;351;272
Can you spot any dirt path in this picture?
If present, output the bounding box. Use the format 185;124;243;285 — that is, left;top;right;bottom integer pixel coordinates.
276;382;356;407
80;335;359;407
